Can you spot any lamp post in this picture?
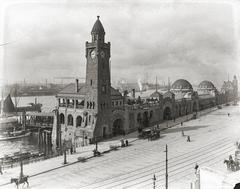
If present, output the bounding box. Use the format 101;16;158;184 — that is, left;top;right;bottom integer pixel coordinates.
63;140;67;164
164;145;168;189
153;174;156;189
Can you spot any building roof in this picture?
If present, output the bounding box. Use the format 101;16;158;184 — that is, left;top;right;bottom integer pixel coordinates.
198;80;215;90
150;91;163;98
58;83;122;99
91;16;105;35
58;83;86;95
172;79;193;90
110;87;123;100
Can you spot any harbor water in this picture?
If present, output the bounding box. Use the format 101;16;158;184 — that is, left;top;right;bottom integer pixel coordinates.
0;96;56;157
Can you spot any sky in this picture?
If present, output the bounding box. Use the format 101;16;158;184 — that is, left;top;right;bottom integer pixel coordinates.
1;0;240;89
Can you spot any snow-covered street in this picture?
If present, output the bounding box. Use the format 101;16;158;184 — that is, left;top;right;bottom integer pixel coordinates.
1;105;240;189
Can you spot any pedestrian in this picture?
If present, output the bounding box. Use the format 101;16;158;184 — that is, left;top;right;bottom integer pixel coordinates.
228;113;230;117
194;163;199;174
0;164;3;175
181;130;184;137
120;138;125;147
187;136;191;142
181;122;183;126
125;139;129;146
70;146;73;154
173;117;175;122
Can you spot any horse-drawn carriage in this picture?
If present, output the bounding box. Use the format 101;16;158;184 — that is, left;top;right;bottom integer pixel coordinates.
138;128;160;141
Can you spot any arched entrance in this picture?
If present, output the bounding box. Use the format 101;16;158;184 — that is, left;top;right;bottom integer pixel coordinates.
163;107;171;120
112;119;124;136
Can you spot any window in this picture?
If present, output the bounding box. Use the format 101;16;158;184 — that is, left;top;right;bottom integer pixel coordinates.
76;116;82;127
67;114;73;126
60;113;65;124
89;115;91;122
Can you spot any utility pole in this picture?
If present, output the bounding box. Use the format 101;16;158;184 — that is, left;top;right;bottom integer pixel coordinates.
165;144;168;189
153;174;156;189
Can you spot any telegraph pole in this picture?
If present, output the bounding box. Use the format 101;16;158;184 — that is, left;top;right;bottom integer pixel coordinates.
153;174;156;189
165;144;168;189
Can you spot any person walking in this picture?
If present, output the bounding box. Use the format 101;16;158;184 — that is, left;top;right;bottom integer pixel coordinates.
181;130;184;137
187;136;191;142
181;122;183;126
194;163;199;174
125;139;129;146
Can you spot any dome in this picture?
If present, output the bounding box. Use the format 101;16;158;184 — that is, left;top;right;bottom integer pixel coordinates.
198;81;215;90
91;16;105;35
171;79;193;90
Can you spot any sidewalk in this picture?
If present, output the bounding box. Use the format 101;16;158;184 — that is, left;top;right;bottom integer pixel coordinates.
0;132;139;187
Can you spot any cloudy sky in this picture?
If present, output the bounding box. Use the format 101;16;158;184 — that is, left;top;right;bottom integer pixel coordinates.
1;0;240;88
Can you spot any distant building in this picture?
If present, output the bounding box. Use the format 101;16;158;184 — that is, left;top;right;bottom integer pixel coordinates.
52;17;238;151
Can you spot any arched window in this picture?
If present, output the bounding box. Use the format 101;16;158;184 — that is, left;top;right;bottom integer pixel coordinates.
76;116;82;127
90;102;92;109
87;102;89;109
89;115;91;122
67;114;73;126
60;113;65;124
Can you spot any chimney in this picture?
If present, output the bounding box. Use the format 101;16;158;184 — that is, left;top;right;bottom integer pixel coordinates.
76;79;79;93
132;89;135;98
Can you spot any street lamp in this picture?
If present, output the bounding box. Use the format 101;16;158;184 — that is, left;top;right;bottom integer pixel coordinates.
153;174;156;189
63;140;67;164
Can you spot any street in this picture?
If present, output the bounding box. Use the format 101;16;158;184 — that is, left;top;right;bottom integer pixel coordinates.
1;105;240;189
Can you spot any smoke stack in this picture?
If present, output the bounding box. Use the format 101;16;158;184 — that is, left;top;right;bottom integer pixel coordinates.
76;79;79;93
132;89;135;98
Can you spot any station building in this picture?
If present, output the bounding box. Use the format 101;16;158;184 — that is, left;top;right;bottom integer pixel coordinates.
51;17;238;151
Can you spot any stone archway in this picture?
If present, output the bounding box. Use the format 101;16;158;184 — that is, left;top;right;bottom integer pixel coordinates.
163;107;171;120
112;119;124;136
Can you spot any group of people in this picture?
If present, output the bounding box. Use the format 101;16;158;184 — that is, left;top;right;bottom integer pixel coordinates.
120;138;129;147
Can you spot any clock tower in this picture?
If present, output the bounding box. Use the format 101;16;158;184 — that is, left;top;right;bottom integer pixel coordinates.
85;16;112;138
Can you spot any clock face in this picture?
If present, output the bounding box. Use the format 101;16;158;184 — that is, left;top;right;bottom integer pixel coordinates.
100;51;105;58
91;50;96;59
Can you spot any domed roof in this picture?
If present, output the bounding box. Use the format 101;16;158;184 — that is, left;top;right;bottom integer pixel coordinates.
172;79;193;90
198;81;215;89
91;16;105;35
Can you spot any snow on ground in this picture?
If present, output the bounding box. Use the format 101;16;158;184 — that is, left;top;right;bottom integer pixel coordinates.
1;105;240;189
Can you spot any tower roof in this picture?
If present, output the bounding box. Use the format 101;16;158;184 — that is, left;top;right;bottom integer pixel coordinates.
91;16;105;35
